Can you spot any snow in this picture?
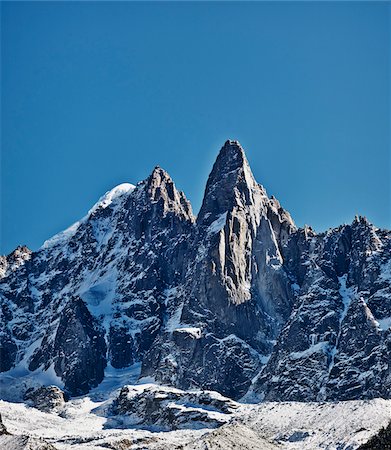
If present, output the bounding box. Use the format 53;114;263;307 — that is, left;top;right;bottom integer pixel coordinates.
0;395;390;449
88;183;135;215
338;274;355;319
42;220;82;250
291;283;300;293
241;398;391;450
208;212;227;234
290;342;327;360
376;316;391;331
327;274;356;371
0;362;64;402
0;394;207;449
88;363;141;401
174;327;202;339
266;249;283;271
41;183;135;249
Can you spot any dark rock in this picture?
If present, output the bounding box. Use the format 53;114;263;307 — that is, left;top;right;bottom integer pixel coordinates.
53;297;107;395
0;331;17;372
359;420;391;449
0;413;9;435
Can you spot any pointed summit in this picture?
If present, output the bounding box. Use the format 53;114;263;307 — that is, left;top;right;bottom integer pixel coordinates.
212;140;254;181
219;139;245;159
145;165;178;202
140;165;194;222
0;245;32;278
147;165;173;189
197;140;258;226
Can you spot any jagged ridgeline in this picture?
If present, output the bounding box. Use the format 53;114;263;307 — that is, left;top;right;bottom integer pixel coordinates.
1;140;391;401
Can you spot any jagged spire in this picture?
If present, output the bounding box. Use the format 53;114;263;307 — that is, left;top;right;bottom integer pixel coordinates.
145;165;178;202
197;140;257;226
210;140;254;183
142;165;194;221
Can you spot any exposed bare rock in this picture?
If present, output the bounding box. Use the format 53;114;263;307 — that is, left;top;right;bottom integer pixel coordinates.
0;246;32;279
108;384;238;431
0;413;9;435
23;385;67;412
359;420;391;449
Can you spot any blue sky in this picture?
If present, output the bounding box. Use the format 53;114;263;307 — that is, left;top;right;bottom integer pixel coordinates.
1;1;390;254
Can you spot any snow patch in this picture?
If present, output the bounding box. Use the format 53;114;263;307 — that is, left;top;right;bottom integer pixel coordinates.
376;316;391;331
327;275;356;373
42;183;135;249
42;221;81;249
174;327;202;339
88;183;135;215
290;342;327;360
208;212;227;234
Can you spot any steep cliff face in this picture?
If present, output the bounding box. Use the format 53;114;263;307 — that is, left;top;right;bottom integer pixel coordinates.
1;140;390;402
253;217;391;401
142;141;297;398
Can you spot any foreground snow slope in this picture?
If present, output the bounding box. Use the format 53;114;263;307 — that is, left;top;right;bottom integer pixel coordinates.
1;396;390;449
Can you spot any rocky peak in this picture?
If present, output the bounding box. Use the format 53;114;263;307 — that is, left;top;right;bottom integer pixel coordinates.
9;245;31;259
0;245;32;278
197;140;260;227
135;166;194;223
214;140;248;171
146;166;173;196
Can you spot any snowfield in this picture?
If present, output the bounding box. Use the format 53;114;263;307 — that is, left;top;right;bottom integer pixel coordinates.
0;392;390;449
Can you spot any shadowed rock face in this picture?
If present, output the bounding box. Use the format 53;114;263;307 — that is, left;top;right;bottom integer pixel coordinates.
1;140;391;402
254;218;391;401
0;414;9;436
359;420;391;450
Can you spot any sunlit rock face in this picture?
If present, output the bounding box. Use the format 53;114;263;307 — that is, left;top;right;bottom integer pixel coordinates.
143;141;297;398
1;140;390;402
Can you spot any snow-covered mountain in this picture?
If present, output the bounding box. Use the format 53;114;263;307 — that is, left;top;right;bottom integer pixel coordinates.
1;140;391;407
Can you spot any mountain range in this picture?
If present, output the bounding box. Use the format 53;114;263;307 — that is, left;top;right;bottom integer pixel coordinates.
1;140;391;406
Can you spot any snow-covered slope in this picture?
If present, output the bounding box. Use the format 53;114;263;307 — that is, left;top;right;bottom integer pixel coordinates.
1;395;390;449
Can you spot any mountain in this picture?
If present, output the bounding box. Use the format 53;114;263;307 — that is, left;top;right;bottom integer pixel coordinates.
1;140;390;403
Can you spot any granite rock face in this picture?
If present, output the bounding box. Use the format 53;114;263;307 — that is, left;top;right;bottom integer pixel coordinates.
253;217;391;401
142;142;297;398
0;413;9;436
1;140;390;402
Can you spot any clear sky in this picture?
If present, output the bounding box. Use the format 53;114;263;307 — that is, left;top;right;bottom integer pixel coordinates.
1;1;390;255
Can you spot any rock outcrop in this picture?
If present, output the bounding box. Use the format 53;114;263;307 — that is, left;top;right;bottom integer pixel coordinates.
359;420;391;449
23;386;67;412
109;384;238;430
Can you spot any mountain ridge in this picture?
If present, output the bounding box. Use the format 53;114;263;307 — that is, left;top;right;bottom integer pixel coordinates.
1;140;390;403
